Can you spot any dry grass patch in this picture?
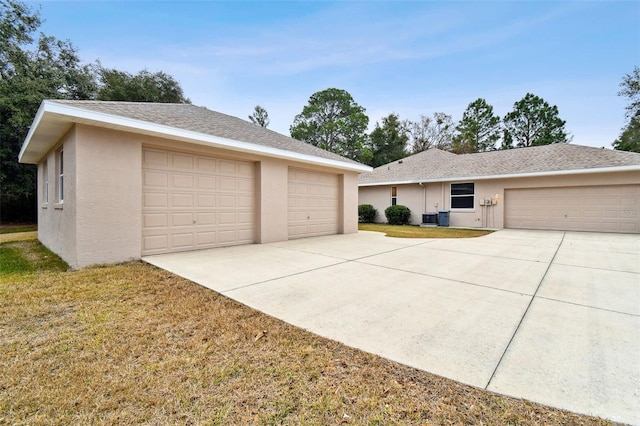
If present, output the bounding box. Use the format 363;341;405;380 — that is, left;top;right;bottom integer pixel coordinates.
0;230;38;243
0;237;613;425
359;223;493;238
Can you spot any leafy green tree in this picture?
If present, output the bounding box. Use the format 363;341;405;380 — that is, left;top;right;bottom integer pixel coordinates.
452;98;500;153
0;0;96;222
407;112;454;153
97;66;190;103
613;67;640;152
612;115;640;152
618;66;640;120
502;93;570;148
248;105;269;127
290;88;370;163
368;113;408;167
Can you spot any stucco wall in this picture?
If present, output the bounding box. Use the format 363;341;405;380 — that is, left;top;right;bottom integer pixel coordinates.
74;125;142;267
37;127;362;268
38;128;77;266
358;183;442;225
256;157;289;243
339;172;359;234
359;170;640;229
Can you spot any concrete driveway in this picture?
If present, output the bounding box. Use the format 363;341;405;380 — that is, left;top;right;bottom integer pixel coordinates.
143;229;640;425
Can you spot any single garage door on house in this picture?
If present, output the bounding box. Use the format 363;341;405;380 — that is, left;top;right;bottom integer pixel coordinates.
504;185;640;233
142;148;255;255
288;168;339;239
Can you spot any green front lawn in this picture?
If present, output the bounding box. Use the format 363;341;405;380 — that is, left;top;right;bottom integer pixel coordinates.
359;223;493;238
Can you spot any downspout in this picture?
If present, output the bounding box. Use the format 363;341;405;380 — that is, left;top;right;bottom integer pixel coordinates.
419;182;426;213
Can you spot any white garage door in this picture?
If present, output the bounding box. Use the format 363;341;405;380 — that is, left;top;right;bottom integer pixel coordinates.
288;168;339;239
505;185;640;233
142;148;255;255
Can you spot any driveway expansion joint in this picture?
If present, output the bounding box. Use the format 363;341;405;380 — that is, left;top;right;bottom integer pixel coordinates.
484;231;567;390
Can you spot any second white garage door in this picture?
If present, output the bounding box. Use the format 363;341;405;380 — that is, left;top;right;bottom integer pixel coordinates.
504;185;640;233
288;168;339;239
142;148;255;255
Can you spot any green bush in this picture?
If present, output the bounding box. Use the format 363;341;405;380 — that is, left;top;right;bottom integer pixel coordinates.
384;205;411;225
358;204;378;223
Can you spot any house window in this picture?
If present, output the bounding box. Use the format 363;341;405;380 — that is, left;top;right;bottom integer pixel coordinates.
451;182;474;209
43;161;49;203
57;150;64;203
391;186;397;206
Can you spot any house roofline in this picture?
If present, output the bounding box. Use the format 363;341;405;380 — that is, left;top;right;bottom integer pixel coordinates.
19;100;372;173
358;164;640;187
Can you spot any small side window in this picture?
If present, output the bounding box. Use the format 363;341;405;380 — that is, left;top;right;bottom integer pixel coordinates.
391;186;397;206
57;149;64;203
451;182;474;209
43;161;49;203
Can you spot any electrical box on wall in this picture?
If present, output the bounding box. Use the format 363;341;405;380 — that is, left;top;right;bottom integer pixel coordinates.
491;198;497;205
479;199;485;206
485;199;491;205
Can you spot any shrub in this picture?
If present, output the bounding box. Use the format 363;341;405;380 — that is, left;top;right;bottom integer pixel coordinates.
384;205;411;225
358;204;378;223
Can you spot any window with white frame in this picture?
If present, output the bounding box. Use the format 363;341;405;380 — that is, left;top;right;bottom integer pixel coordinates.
391;186;397;206
43;161;49;203
57;150;64;203
450;182;474;209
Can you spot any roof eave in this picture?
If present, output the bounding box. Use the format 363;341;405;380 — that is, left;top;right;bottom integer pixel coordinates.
19;101;372;173
358;165;640;186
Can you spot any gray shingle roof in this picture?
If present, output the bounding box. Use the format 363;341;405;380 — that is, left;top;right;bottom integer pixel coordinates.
49;100;364;166
359;144;640;185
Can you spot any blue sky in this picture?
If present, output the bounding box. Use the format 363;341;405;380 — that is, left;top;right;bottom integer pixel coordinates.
29;1;639;148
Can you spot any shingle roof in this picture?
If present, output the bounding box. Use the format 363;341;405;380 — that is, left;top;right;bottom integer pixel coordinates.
359;144;640;185
48;100;364;166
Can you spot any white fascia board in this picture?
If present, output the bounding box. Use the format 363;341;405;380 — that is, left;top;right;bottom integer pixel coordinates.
22;101;373;172
18;101;48;162
358;165;640;187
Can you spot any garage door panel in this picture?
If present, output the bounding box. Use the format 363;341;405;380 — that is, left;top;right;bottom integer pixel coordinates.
197;212;216;225
237;179;254;192
288;168;339;239
237;163;254;176
142;148;255;255
237;211;253;224
197;176;216;190
143;234;168;251
172;154;194;170
505;185;640;233
219;177;237;190
196;231;217;245
238;195;253;208
143;213;167;228
172;174;194;188
171;213;194;227
171;193;194;208
172;233;194;248
144;193;168;208
197;157;216;172
144;150;168;167
219;195;236;207
197;194;216;207
143;171;168;187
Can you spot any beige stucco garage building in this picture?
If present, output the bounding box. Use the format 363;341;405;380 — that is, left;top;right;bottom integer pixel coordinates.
359;144;640;233
19;100;371;269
